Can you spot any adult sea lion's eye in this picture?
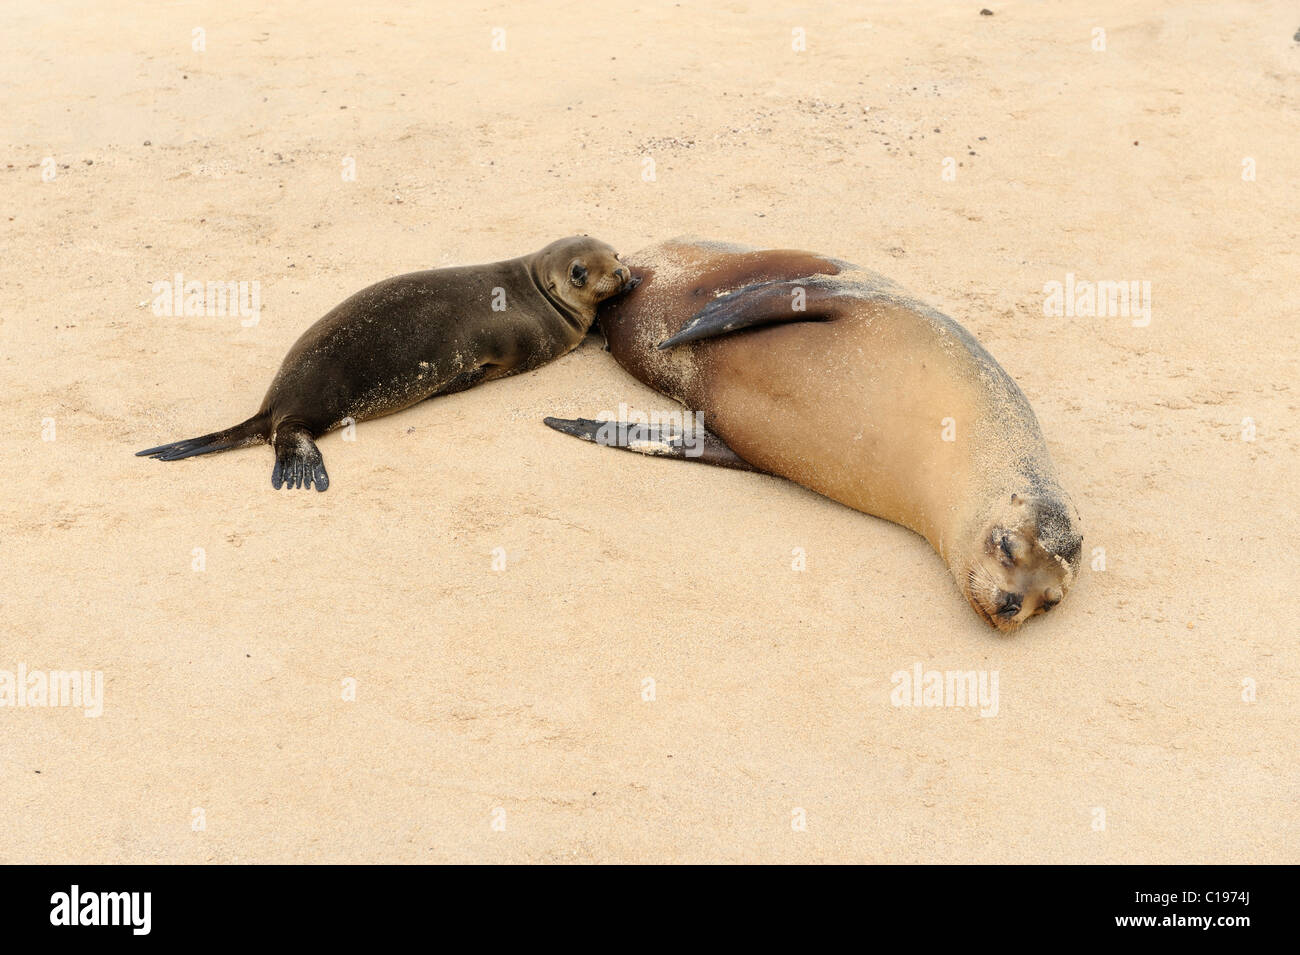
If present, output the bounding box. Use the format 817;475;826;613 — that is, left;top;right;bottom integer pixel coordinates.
570;262;588;287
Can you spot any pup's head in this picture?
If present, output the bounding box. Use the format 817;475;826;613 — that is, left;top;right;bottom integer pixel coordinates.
536;236;638;321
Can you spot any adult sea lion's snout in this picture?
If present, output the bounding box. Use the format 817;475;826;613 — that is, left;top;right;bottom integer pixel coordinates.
996;592;1023;618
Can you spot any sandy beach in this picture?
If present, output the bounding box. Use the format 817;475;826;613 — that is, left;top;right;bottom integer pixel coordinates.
1;0;1296;863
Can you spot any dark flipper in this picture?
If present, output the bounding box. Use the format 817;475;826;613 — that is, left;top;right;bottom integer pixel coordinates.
543;416;762;473
271;425;329;491
137;413;270;461
657;278;843;349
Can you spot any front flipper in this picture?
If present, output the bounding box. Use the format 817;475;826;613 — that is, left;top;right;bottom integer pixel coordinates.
271;426;329;491
543;416;762;473
657;277;844;349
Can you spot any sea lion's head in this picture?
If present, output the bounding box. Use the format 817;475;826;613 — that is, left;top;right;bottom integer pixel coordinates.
534;236;638;326
962;491;1083;632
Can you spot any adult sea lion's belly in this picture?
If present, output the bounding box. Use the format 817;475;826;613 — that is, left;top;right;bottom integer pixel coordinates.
685;304;985;543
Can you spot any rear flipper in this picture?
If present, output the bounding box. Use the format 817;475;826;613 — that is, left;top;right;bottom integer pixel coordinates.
543;416;762;473
137;413;269;461
657;277;845;349
271;426;329;491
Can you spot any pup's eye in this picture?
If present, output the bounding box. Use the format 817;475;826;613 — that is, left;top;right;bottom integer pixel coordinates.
997;533;1016;566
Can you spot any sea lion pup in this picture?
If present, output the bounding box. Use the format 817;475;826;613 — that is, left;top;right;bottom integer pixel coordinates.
138;236;636;491
545;239;1082;631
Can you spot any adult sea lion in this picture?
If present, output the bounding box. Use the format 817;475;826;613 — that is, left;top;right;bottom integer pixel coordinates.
545;239;1082;631
138;236;636;491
